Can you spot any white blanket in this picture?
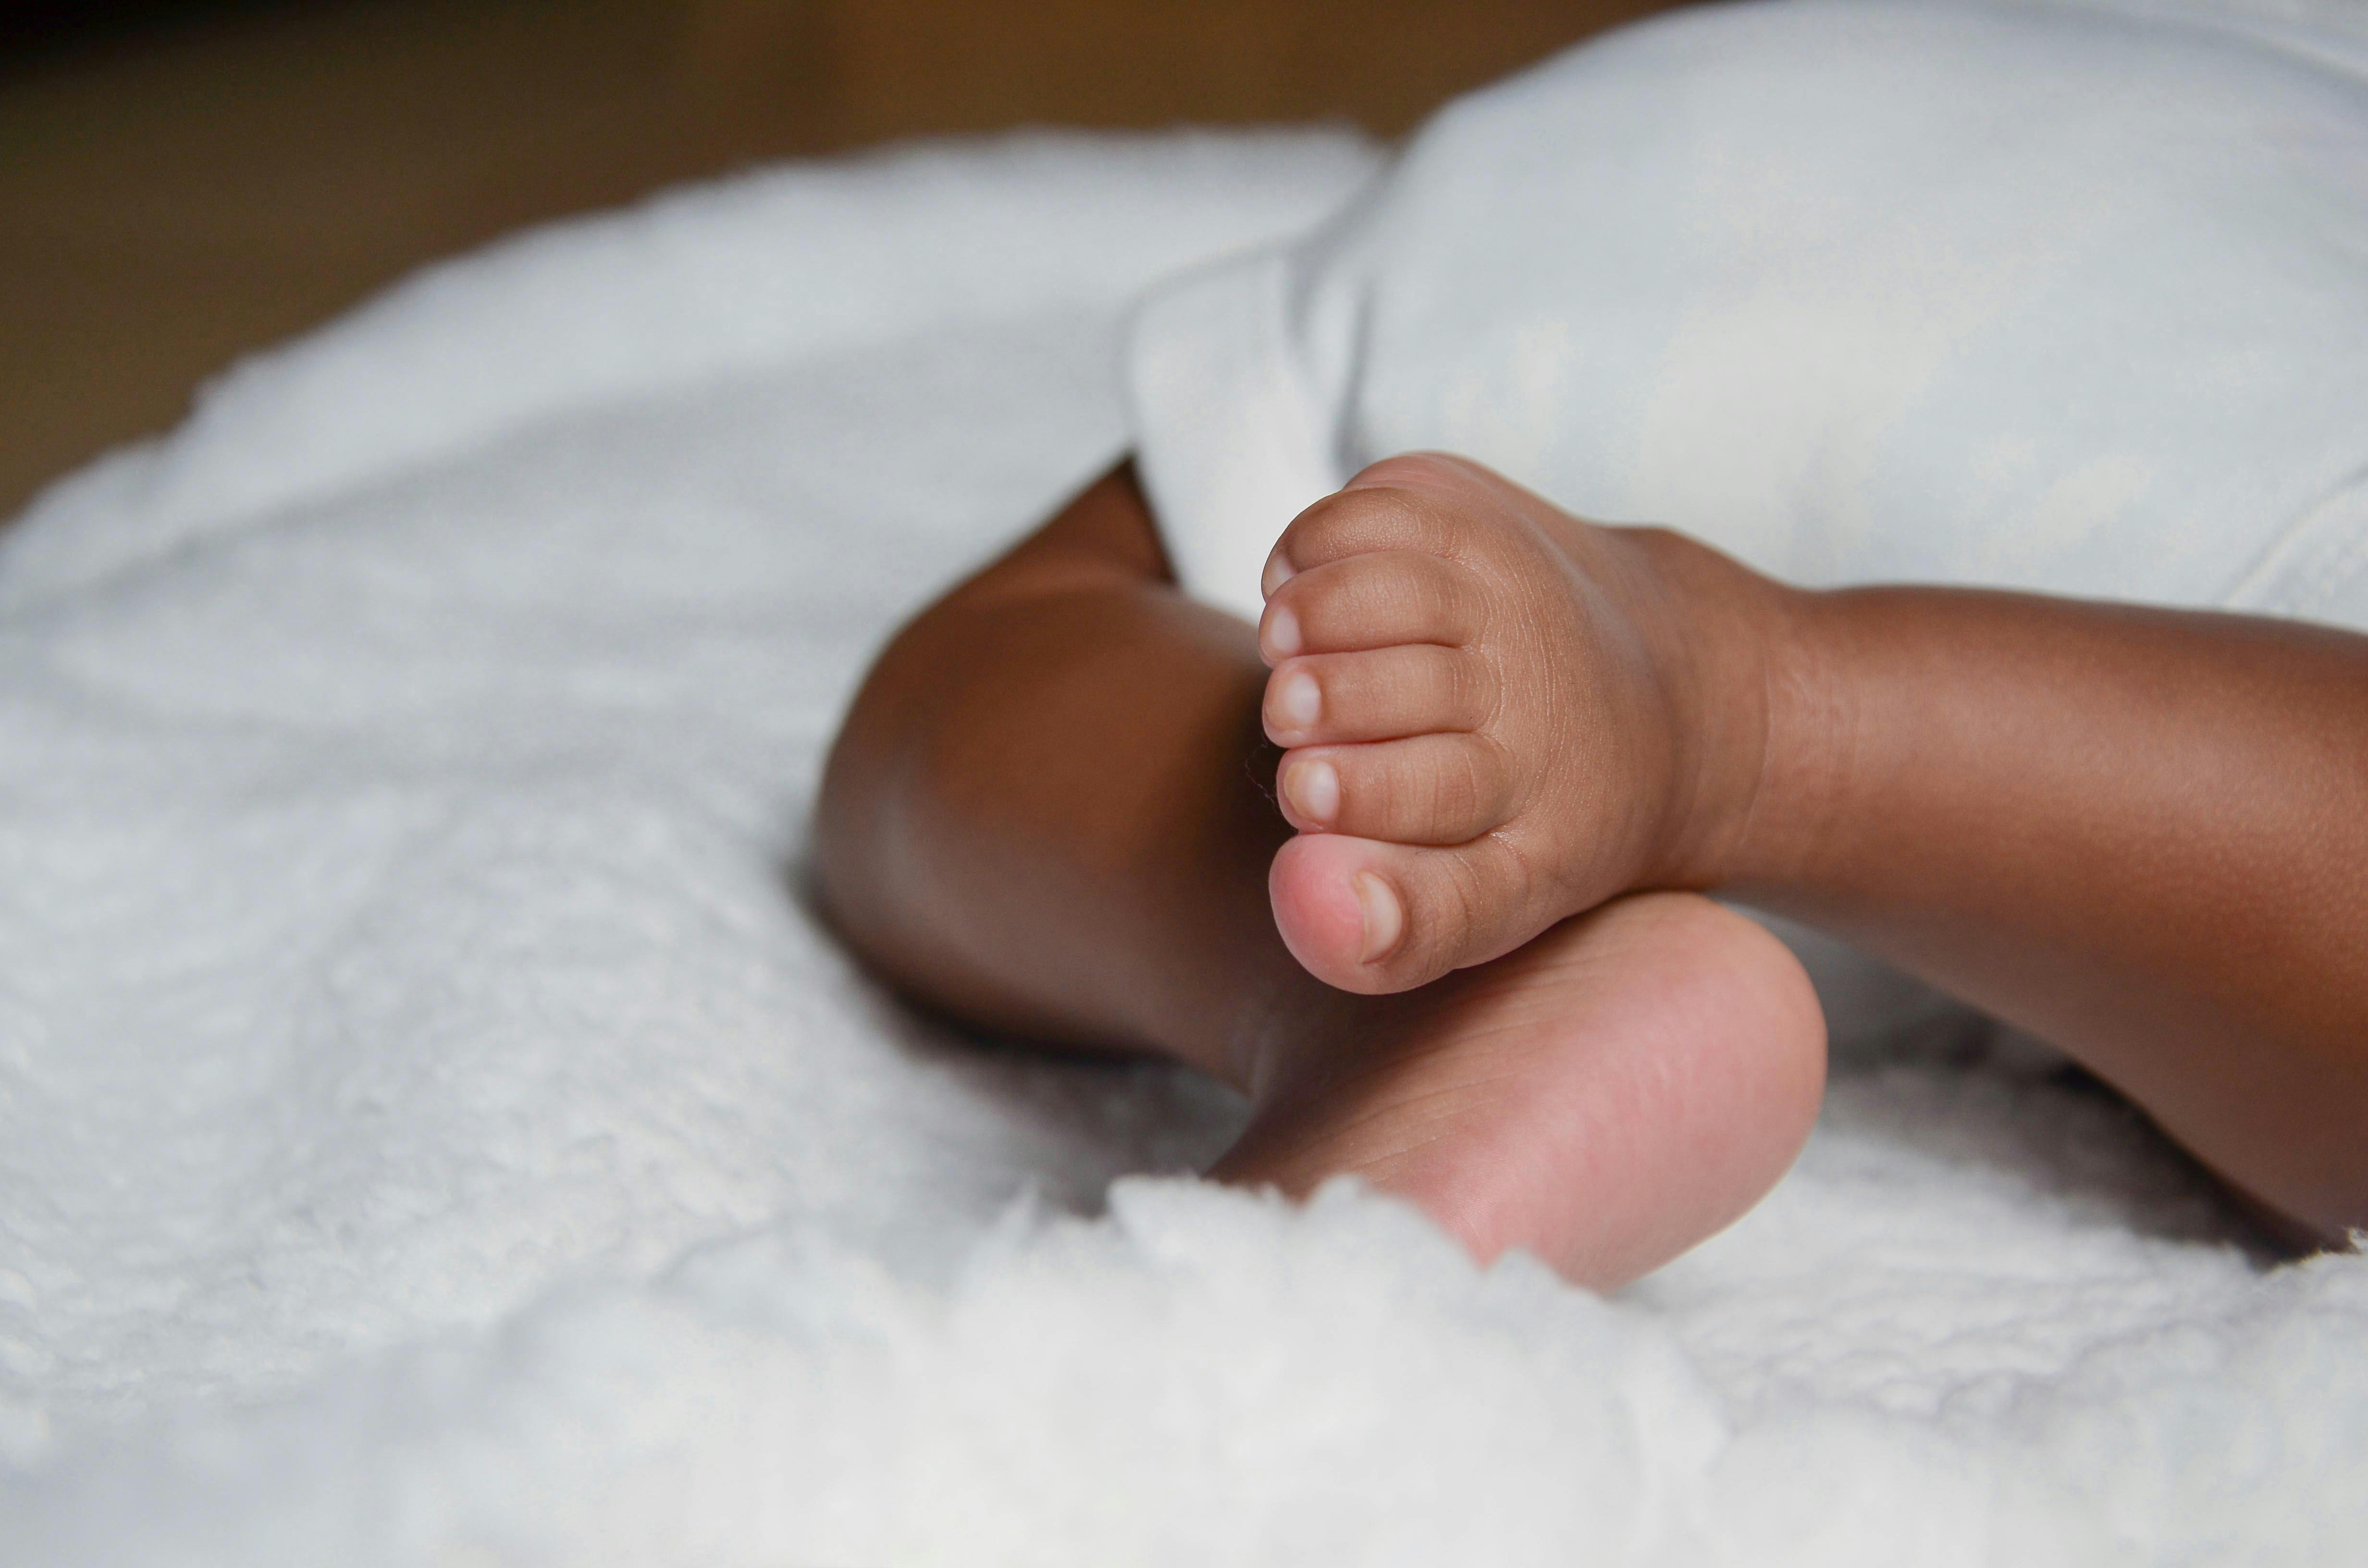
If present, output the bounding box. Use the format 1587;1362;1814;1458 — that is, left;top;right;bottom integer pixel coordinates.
1;23;2364;1568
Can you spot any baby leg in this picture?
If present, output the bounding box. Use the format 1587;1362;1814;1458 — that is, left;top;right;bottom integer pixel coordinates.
816;463;1824;1287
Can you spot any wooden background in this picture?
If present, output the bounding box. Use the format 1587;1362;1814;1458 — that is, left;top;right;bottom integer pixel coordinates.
0;0;1680;518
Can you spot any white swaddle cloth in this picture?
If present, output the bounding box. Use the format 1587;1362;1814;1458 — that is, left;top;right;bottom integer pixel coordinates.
1127;0;2368;631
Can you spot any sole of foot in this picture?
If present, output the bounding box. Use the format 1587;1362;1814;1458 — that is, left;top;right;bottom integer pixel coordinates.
1211;891;1826;1290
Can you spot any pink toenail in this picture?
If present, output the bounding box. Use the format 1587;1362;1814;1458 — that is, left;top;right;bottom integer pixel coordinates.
1278;671;1321;729
1262;550;1297;599
1354;873;1404;964
1264;605;1302;659
1284;758;1339;823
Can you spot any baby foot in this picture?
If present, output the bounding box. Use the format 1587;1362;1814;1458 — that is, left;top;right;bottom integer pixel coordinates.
1257;453;1764;994
1213;891;1825;1289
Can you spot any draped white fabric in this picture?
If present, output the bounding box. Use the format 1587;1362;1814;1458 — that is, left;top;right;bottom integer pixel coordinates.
1130;0;2368;630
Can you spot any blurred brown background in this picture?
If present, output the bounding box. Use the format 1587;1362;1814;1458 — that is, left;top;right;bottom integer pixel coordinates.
1;0;1678;519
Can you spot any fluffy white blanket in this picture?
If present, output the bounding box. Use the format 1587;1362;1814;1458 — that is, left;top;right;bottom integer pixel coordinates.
0;105;2361;1568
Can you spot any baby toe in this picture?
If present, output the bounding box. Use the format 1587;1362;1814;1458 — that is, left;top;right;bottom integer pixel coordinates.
1262;453;1514;582
1276;732;1515;845
1265;471;1460;578
1269;831;1547;994
1258;550;1484;661
1262;644;1496;749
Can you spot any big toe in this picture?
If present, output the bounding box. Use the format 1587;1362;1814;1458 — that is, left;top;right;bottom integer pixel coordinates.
1269;830;1546;993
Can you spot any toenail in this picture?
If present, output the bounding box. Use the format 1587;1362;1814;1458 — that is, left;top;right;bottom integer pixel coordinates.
1278;671;1321;729
1264;605;1302;658
1354;872;1405;964
1284;758;1339;823
1262;550;1297;599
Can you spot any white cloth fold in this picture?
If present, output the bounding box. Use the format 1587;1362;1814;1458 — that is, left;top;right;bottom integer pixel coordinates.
1127;0;2368;632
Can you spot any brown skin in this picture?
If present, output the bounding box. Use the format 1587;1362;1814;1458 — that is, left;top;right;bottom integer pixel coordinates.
816;459;1828;1288
815;459;1296;1085
1736;583;2368;1242
820;453;2368;1266
1249;453;2368;1241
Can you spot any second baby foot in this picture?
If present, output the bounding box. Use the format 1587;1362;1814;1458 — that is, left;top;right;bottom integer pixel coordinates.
1256;453;1766;994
